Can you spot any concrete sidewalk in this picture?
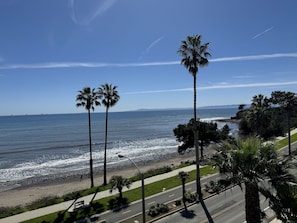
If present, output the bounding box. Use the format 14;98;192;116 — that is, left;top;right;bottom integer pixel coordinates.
0;165;197;223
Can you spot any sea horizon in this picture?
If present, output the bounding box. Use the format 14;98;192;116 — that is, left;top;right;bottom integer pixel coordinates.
0;104;240;117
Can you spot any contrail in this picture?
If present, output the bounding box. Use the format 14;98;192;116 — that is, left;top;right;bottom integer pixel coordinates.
252;26;274;39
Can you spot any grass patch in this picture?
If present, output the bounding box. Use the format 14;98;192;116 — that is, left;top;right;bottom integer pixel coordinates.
276;132;297;149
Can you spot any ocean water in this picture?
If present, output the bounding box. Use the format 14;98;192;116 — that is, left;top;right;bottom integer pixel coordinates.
0;108;238;190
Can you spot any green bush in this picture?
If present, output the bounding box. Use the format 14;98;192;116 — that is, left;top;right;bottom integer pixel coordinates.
148;203;169;217
204;180;222;194
108;197;128;210
184;191;197;203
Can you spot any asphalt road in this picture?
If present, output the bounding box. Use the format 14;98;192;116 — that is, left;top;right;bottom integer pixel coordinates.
97;173;220;223
154;186;271;223
96;141;297;223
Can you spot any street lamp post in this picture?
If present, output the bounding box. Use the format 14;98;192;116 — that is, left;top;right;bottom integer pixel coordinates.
118;154;146;223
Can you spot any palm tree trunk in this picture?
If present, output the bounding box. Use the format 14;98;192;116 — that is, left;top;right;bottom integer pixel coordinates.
119;188;123;201
245;182;261;223
200;141;204;159
182;179;187;210
88;110;94;188
103;106;109;185
288;114;291;155
193;74;214;223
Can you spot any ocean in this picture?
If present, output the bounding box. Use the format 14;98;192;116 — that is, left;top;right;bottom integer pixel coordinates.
0;108;238;191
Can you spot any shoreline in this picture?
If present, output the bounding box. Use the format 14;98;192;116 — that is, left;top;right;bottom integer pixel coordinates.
0;151;198;208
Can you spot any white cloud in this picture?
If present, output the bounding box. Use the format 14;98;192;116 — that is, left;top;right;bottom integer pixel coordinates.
69;0;117;26
123;88;192;95
1;52;297;70
140;36;164;59
252;26;274;39
233;75;255;79
210;53;297;62
0;61;180;70
198;81;297;90
123;81;297;95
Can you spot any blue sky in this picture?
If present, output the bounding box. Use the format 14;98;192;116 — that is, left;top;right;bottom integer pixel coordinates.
0;0;297;115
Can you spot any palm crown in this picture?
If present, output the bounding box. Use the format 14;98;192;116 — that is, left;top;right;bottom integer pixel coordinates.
98;83;120;109
178;34;211;76
76;87;101;110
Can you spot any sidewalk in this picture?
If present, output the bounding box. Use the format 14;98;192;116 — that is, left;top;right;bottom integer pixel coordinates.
0;165;197;223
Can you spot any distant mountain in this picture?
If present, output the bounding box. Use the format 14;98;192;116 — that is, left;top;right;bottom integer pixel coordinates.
134;105;240;112
198;104;240;109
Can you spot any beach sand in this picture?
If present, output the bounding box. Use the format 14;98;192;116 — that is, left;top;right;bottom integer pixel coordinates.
0;152;198;208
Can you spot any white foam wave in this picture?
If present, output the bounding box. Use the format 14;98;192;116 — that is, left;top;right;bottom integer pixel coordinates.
200;117;229;122
0;137;178;183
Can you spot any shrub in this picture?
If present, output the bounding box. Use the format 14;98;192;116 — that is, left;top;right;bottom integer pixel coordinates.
184;191;197;203
108;197;128;210
175;200;182;206
148;203;169;217
205;180;222;194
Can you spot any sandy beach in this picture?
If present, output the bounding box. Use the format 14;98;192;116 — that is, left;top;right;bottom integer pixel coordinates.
0;152;197;208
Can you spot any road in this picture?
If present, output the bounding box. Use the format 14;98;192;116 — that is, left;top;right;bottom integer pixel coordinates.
102;142;297;223
97;174;220;223
154;186;271;223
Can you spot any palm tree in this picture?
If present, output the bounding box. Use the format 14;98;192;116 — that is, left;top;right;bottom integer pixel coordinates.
247;94;271;137
178;171;189;211
109;175;131;201
212;137;297;223
76;87;101;188
178;34;213;222
98;83;120;186
271;91;297;155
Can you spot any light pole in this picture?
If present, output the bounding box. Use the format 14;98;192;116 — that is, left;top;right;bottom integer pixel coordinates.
118;154;146;223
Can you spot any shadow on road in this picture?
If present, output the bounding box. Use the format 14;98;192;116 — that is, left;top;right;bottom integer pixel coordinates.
180;209;196;219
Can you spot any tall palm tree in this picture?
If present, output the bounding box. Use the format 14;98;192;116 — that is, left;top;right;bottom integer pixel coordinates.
76;87;101;188
178;34;213;222
98;83;120;185
212;137;297;223
271;91;297;155
178;171;189;211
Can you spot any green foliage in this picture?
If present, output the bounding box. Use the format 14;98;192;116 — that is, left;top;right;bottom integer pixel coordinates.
205;180;222;194
212;136;297;222
27;196;63;210
184;191;198;203
109;175;131;201
108;197;128;210
276;133;297;149
0;206;24;219
238;91;297;139
173;118;232;154
148;203;169;217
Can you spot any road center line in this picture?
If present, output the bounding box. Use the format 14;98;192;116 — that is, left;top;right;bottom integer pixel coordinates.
148;201;155;205
169;194;175;197
122;210;131;215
